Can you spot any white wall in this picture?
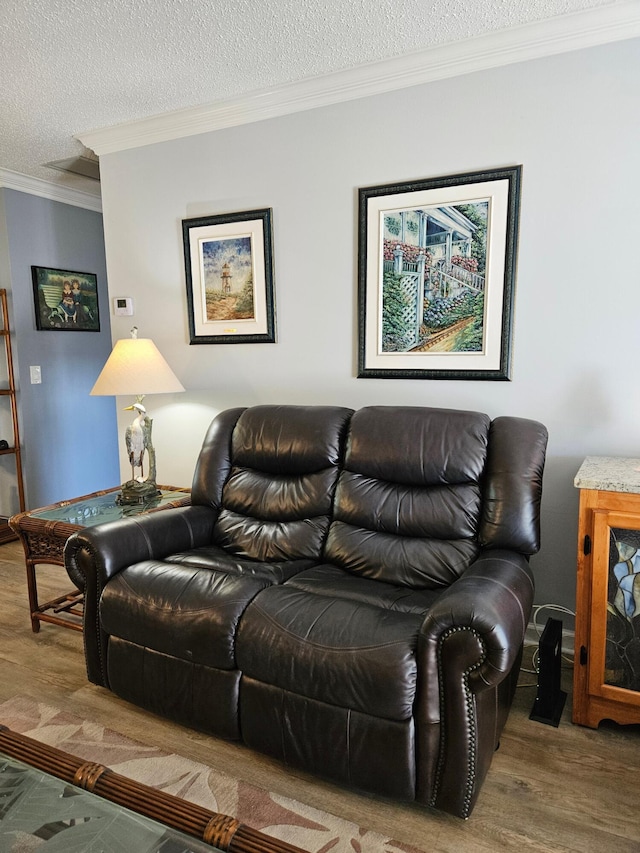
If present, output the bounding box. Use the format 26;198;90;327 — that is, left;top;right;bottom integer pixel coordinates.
97;38;640;614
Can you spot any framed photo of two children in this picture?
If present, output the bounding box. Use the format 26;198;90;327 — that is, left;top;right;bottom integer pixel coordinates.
31;266;100;332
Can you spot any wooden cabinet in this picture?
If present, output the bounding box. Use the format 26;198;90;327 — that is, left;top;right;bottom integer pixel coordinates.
574;457;640;727
0;289;25;542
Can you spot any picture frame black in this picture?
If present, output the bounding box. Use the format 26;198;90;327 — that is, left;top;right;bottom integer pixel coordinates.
182;208;276;345
357;166;522;380
31;266;100;332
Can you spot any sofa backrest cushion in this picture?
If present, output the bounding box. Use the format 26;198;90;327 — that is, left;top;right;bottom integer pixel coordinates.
325;406;491;589
324;405;548;590
478;415;548;553
196;405;353;562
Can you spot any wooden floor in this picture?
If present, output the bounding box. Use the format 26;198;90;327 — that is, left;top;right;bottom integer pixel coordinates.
0;540;637;853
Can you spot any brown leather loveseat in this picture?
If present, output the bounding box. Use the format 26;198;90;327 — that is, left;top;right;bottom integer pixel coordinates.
65;404;547;818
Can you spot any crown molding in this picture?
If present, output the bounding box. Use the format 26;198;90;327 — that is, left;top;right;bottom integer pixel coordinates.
78;1;640;157
0;169;102;212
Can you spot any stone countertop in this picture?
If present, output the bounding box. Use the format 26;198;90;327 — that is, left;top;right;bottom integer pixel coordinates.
574;456;640;494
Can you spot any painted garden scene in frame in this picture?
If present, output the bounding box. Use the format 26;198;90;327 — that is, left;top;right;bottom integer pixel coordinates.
381;200;488;355
358;167;521;380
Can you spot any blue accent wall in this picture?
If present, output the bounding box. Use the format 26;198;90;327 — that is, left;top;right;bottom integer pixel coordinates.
0;188;119;508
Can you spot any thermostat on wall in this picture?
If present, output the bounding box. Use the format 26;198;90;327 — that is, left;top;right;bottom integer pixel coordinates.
113;297;134;316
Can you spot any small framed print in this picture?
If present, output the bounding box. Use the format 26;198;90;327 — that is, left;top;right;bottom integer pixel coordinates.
182;208;276;344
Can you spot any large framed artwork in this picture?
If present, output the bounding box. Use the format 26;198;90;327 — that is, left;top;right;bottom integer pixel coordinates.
31;266;100;332
358;166;522;380
182;208;276;344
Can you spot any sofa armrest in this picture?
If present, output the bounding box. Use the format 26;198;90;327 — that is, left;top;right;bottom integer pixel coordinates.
416;549;534;817
64;505;215;687
420;549;534;689
64;505;215;590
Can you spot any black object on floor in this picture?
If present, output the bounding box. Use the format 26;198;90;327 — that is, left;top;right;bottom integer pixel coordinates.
529;617;567;727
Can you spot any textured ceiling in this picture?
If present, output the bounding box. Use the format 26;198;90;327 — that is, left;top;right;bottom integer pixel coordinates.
0;0;620;193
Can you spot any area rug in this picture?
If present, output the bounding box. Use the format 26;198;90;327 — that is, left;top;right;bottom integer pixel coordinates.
0;696;423;853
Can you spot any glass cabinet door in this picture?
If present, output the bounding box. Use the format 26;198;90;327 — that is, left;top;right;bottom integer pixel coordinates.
590;509;640;708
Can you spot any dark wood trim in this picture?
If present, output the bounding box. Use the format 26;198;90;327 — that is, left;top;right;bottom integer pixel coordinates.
0;726;307;853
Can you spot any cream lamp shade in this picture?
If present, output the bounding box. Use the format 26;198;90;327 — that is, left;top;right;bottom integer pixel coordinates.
90;337;185;397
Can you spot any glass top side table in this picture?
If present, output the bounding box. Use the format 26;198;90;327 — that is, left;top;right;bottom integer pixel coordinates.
9;485;190;633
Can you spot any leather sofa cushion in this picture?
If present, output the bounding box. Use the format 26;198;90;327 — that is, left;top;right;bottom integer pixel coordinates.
286;564;441;614
214;472;335;560
325;406;489;587
236;585;423;721
343;405;490;484
333;472;481;539
325;520;479;589
212;405;353;561
165;544;313;583
229;405;352;474
101;560;281;669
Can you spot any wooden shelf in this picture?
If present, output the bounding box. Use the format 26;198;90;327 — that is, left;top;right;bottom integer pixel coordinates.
0;290;25;525
0;517;17;544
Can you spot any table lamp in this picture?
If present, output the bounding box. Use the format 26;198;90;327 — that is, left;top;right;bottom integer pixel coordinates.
90;327;185;504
